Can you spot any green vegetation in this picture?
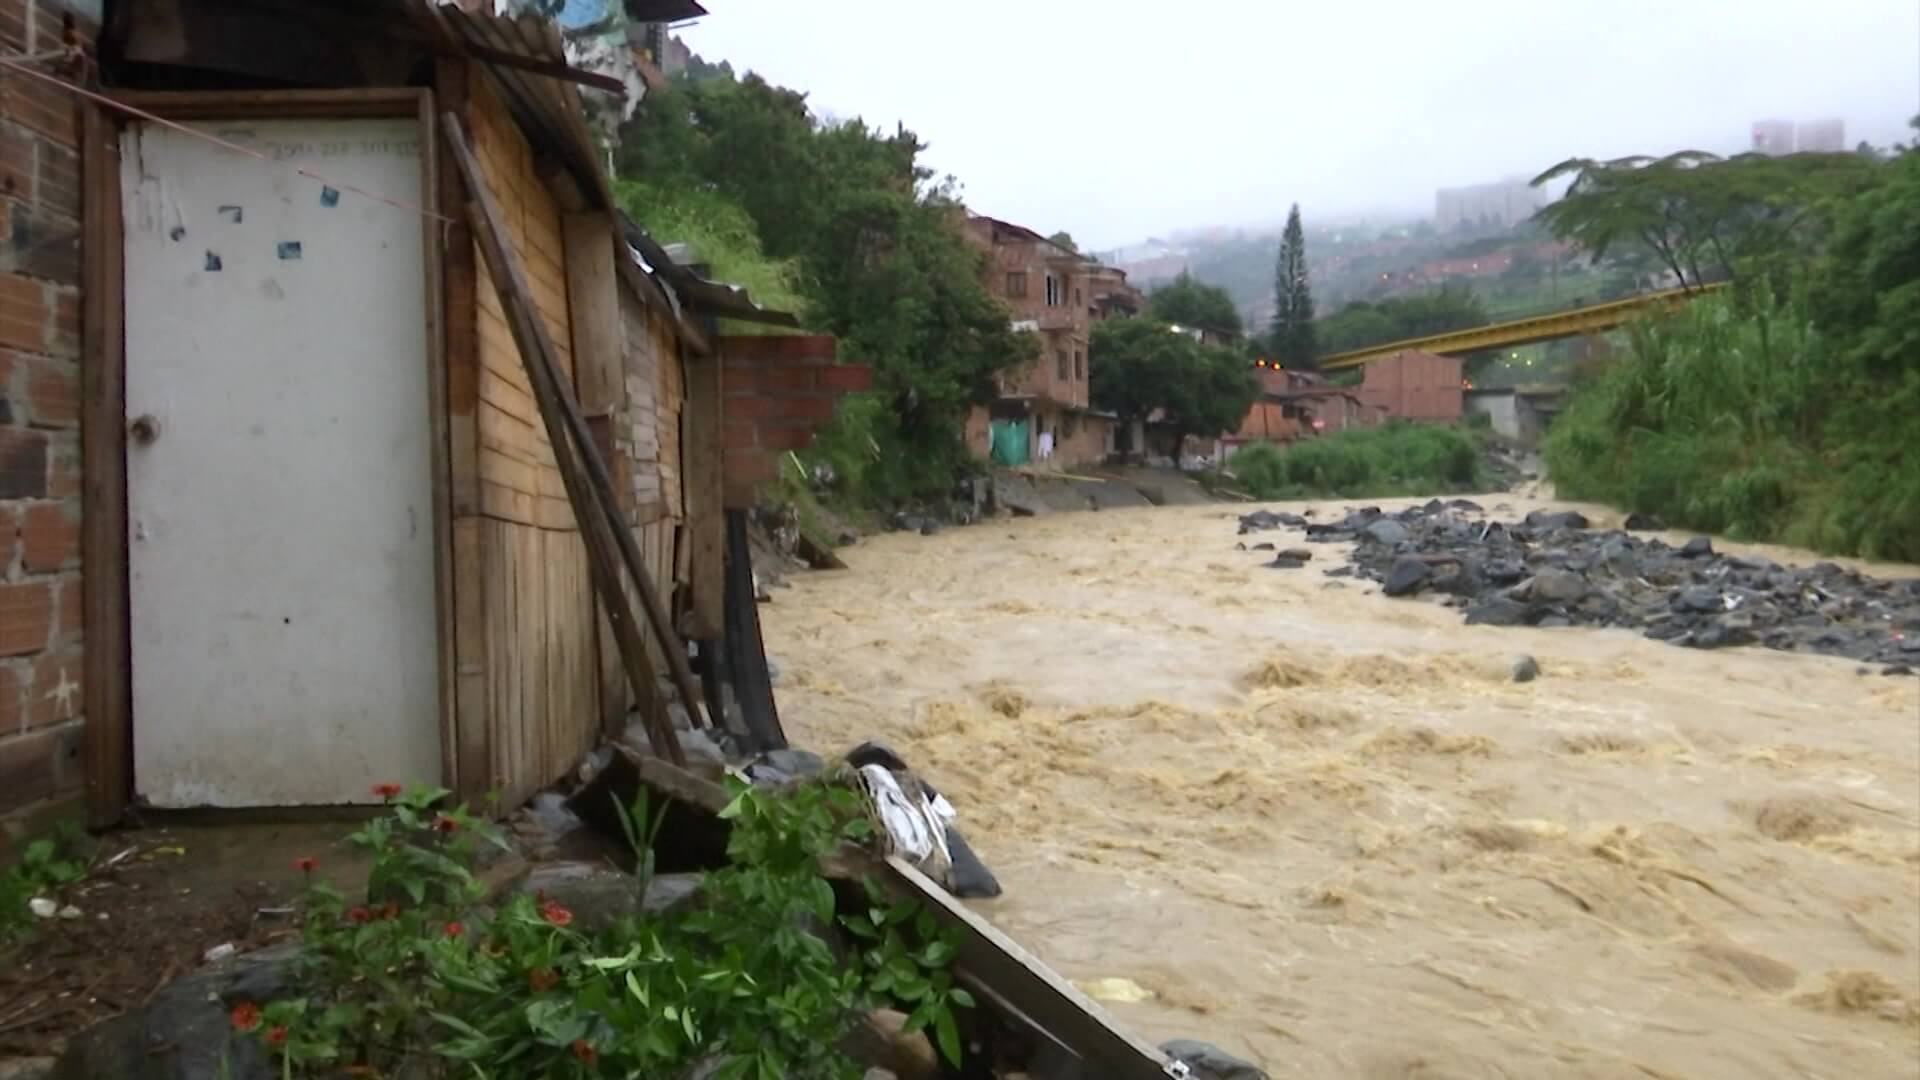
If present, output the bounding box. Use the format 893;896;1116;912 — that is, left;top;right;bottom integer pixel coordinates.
1545;125;1920;561
1090;317;1256;451
241;782;968;1077
0;822;88;948
616;72;1032;510
1269;204;1316;366
1229;423;1484;499
1314;283;1489;355
1146;271;1243;337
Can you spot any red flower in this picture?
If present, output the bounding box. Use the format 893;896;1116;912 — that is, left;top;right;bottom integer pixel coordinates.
379;902;399;921
570;1040;596;1063
264;1025;287;1047
293;856;318;873
432;815;459;833
539;900;573;928
527;967;559;991
229;1002;261;1032
372;783;403;800
443;921;463;938
346;906;372;925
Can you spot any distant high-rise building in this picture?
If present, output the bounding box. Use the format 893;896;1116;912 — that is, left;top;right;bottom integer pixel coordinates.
1751;119;1796;156
1795;118;1846;153
1433;180;1546;231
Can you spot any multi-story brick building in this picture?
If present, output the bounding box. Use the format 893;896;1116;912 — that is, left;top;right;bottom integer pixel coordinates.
963;213;1115;467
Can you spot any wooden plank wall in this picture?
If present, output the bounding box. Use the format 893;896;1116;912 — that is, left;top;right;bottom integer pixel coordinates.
457;75;600;807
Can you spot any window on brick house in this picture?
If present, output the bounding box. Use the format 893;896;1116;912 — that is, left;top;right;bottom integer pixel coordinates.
1074;287;1082;306
1005;271;1027;298
1045;273;1061;307
1074;350;1084;379
1056;350;1070;380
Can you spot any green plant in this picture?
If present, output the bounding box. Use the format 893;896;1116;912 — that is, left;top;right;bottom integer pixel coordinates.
242;779;969;1078
1;822;88;949
1230;423;1484;500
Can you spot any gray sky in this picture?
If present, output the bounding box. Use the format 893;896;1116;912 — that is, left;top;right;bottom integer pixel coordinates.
680;1;1920;250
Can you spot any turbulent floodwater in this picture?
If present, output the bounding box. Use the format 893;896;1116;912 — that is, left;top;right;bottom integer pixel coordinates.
761;493;1920;1079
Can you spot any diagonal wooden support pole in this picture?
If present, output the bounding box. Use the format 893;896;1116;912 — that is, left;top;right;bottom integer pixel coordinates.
443;113;709;762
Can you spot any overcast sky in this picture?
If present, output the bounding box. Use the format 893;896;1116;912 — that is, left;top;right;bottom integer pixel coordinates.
679;1;1920;250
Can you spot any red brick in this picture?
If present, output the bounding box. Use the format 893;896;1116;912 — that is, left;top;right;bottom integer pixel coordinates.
0;127;32;201
758;366;816;393
719;366;757;395
22;355;75;427
21;501;73;571
722;395;779;421
0;70;77;145
49;286;76;354
815;365;873;393
0;272;46;352
26;646;79;730
756;420;818;452
0;426;46;499
0;726;56;807
51;572;77;646
35;142;77;219
0;0;27;54
723;419;759;451
0;502;15;569
767;395;835;423
0;580;50;656
0;660;21;733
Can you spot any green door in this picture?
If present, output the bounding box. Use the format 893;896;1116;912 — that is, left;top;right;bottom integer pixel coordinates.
989;418;1030;466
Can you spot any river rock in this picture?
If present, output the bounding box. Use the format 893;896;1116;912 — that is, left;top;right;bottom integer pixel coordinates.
1382;557;1432;597
1160;1039;1268;1080
1511;654;1540;682
1524;510;1589;531
54;944;299;1080
1680;536;1715;558
1465;597;1530;626
1530;568;1590;604
1362;519;1410;546
1278;547;1314;562
1266;557;1306;569
1623;511;1663;530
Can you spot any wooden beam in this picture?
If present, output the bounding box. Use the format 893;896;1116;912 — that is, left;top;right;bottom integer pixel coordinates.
682;343;724;639
563;212;623;418
443;115;683;765
80;101;129;829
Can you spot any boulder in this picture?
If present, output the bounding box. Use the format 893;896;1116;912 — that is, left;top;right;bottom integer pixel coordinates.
1277;548;1314;562
1623;511;1663;531
1464;598;1530;626
1680;536;1715;559
1265;558;1306;570
54;945;299;1080
1529;568;1589;605
1382;557;1432;597
1160;1039;1268;1080
1510;654;1540;683
1362;519;1410;546
1524;510;1589;531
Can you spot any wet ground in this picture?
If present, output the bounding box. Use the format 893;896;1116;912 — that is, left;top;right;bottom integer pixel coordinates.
762;492;1920;1079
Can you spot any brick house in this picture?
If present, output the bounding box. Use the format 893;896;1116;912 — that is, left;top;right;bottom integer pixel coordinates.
962;213;1113;468
0;0;861;843
1358;349;1465;422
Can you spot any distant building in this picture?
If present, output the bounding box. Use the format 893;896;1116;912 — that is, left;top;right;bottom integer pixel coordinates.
1795;118;1846;153
1084;264;1146;322
1433;180;1546;231
1358;350;1465;422
1751;119;1796;156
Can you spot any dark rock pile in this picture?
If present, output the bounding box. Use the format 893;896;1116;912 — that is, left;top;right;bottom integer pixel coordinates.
1241;501;1920;674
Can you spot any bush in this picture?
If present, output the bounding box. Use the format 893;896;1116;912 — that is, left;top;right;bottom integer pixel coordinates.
240;782;970;1078
1230;423;1484;499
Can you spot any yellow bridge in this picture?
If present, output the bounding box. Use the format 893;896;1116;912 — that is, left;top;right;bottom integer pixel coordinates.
1316;282;1728;370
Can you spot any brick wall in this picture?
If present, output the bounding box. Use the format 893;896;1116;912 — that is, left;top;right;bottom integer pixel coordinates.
1359;350;1465;422
718;334;869;508
0;0;90;824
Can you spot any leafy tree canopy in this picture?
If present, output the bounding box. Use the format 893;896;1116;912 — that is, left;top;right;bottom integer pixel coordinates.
1532;150;1882;290
1146;271;1243;336
1090;318;1256;448
1315;283;1488;355
1047;230;1078;253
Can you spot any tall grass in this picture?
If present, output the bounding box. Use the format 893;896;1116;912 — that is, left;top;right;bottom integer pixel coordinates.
1545;287;1920;561
1231;422;1484;499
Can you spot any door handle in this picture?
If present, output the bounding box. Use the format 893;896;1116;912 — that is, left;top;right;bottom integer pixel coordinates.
129;414;161;446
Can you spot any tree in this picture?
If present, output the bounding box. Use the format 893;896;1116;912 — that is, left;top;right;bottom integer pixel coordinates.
1314;284;1488;354
1532;150;1881;290
1090;318;1256;450
1047;230;1077;253
1270;204;1316;367
1146;271;1242;337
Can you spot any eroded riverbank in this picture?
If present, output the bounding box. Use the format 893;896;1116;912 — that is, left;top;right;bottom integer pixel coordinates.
762;494;1920;1079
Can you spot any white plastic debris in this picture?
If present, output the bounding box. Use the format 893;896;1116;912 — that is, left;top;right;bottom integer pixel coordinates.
203;942;237;963
27;897;57;918
854;764;953;879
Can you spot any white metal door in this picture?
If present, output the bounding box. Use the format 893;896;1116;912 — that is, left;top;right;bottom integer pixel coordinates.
122;117;440;807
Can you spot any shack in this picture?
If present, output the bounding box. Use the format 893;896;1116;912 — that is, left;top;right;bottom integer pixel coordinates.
0;0;863;831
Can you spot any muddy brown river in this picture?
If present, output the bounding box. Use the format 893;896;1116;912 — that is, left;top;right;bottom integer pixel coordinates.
762;493;1920;1079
